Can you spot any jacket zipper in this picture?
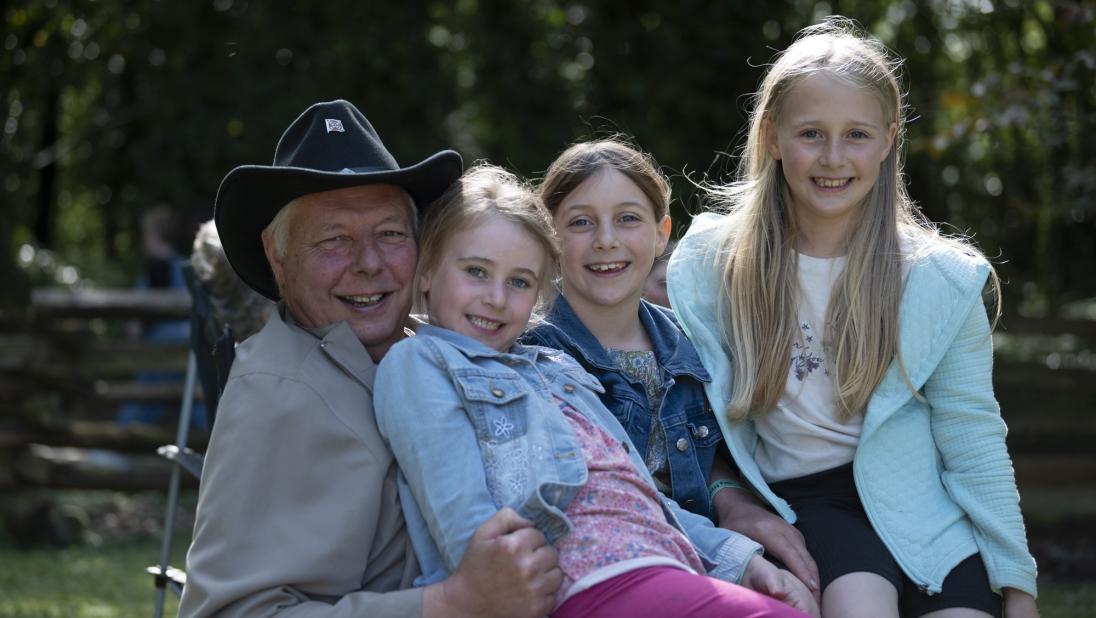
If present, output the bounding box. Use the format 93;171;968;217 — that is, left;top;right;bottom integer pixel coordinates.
852;462;939;595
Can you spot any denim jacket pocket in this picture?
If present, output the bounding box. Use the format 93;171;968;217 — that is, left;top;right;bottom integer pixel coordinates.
455;373;530;444
454;372;537;510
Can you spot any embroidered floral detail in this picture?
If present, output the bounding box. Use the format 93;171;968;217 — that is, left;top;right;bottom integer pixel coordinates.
493;416;515;439
481;440;529;507
792;323;826;381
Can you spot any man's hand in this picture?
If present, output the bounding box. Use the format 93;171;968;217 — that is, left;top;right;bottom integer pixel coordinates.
423;508;562;618
741;555;820;618
1003;587;1039;618
713;487;820;602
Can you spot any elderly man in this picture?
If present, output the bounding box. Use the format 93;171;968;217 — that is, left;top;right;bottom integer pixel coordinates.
179;100;561;618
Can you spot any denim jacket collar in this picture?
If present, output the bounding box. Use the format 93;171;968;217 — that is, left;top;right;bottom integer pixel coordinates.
544;295;711;383
416;323;548;363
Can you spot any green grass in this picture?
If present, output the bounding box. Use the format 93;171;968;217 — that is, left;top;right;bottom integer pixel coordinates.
0;537;188;618
0;536;1092;617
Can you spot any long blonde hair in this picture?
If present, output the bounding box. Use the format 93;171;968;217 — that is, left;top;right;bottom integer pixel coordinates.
711;17;999;422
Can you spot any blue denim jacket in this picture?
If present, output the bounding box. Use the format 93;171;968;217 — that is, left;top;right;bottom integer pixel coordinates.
374;325;762;587
523;296;723;519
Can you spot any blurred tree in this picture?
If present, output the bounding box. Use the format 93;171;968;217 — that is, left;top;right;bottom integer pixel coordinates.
2;0;1092;311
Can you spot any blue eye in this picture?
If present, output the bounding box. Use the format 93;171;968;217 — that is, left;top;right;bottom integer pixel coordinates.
509;277;532;290
849;129;870;139
620;213;642;224
801;129;821;139
568;217;593;228
466;266;487;278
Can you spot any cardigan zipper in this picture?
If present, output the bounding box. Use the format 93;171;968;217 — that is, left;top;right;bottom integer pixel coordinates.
852;462;939;595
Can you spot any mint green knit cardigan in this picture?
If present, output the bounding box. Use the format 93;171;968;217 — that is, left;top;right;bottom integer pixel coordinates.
668;213;1037;597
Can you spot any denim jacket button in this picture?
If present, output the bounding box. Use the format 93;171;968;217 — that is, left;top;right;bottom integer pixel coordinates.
491;387;505;398
694;425;710;439
562;384;575;393
675;438;689;452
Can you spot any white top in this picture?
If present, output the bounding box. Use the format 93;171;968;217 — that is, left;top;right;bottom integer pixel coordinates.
753;252;863;482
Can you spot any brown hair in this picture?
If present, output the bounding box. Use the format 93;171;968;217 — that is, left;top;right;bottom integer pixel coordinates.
540;138;670;220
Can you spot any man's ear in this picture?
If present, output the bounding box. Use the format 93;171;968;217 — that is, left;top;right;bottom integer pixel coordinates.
764;117;781;161
261;230;286;292
655;215;672;255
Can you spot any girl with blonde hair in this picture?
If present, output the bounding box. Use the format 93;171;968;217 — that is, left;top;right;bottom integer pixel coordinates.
669;17;1037;618
375;163;817;617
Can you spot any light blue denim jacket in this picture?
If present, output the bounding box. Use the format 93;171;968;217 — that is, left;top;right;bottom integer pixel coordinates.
374;324;763;587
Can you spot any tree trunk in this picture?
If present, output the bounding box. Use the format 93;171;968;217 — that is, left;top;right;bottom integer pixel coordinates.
33;87;61;249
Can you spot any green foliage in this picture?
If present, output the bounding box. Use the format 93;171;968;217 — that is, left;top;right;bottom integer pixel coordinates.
2;0;1093;310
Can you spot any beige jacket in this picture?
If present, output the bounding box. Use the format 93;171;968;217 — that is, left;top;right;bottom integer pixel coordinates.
179;307;422;617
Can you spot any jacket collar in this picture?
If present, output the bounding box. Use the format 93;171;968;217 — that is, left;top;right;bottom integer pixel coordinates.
280;303;378;393
545;295;710;383
416;323;547;362
860;250;990;441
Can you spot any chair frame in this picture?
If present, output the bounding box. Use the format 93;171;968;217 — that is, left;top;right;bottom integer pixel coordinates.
149;261;235;617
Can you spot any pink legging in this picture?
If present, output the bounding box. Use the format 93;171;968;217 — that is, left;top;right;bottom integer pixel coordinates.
553;566;809;618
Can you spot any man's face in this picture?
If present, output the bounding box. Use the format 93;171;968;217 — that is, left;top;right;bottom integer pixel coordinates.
263;184;417;361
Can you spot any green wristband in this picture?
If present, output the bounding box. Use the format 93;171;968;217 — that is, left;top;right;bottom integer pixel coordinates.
708;478;747;503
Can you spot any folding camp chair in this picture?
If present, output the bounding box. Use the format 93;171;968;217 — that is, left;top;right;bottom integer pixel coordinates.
149;261;235;617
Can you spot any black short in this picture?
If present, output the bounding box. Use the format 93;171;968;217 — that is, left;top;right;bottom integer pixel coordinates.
770;463;1002;618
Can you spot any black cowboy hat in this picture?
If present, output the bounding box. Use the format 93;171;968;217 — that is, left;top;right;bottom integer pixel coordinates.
215;99;463;300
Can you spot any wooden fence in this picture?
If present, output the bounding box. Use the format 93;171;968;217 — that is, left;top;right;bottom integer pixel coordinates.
0;288;202;492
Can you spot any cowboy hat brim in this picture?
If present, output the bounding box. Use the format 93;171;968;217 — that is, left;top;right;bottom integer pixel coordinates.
215;148;462;301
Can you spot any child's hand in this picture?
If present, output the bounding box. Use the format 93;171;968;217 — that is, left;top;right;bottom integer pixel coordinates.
714;488;820;602
429;508;562;618
741;555;820;617
1003;588;1039;618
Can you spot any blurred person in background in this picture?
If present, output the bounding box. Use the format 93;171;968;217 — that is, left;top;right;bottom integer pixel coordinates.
117;206;208;431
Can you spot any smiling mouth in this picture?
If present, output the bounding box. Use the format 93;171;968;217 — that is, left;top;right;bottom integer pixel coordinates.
586;261;628;274
339;293;386;308
813;177;852;189
468;315;503;331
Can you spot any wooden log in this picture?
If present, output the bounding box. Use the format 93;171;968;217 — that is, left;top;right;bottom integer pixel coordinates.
31;288;190;320
0;421;207;453
0;334;38;372
23;339;189;377
92;379;203;404
1006;427;1096;456
995;363;1096;390
1014;455;1096;488
11;444;198;491
998;315;1096;339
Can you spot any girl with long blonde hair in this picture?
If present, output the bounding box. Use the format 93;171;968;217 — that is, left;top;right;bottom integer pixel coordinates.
669;17;1037;618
